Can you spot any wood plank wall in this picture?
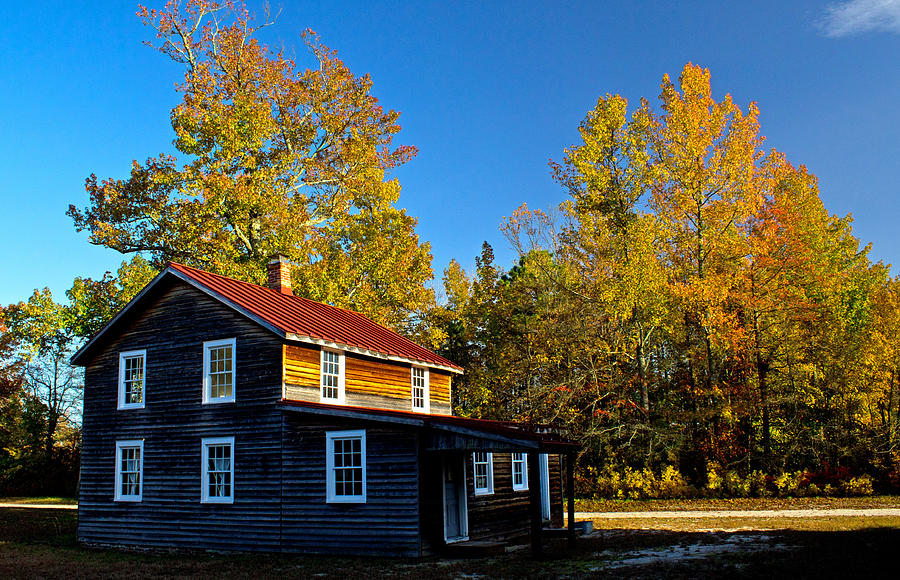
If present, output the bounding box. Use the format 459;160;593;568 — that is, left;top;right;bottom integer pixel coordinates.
280;414;422;557
465;453;531;542
464;453;565;542
284;344;453;415
78;279;285;552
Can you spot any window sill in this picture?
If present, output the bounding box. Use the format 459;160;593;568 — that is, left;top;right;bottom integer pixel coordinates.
202;398;236;405
326;496;366;504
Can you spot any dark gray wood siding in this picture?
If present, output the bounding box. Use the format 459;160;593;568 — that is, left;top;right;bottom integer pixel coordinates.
549;454;564;528
280;414;421;557
464;452;565;542
465;452;530;542
78;278;284;551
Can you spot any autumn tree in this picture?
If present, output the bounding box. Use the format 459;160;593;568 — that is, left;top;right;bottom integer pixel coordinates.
0;311;23;401
68;0;433;333
67;256;159;339
463;63;897;489
548;93;668;419
3;291;83;460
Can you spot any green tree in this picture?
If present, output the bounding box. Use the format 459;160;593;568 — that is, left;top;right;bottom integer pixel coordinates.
67;256;159;339
3;290;82;461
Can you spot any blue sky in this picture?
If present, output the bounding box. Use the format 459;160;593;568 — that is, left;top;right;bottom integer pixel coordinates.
1;0;898;306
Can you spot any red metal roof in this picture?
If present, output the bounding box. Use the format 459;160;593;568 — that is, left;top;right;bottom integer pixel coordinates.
168;262;462;372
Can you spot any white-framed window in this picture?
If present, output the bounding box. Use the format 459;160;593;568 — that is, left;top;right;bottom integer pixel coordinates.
201;436;235;503
512;452;529;491
320;348;345;404
118;350;146;409
203;338;235;404
115;440;144;501
473;451;494;495
411;366;429;412
326;430;366;503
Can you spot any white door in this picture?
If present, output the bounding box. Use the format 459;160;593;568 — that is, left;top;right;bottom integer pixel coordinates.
539;453;551;521
443;456;468;542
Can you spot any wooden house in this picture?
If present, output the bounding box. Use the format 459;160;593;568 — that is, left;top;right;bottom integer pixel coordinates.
71;256;578;556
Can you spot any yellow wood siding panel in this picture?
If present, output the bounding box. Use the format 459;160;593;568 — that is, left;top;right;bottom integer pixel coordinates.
283;343;453;414
430;371;451;404
284;344;320;388
345;356;410;398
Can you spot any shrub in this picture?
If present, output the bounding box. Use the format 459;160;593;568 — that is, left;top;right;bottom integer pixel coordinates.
842;475;874;496
579;462;880;499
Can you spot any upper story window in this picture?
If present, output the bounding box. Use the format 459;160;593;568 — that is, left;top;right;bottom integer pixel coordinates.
201;436;234;503
115;440;144;501
473;451;494;495
320;349;345;404
118;350;146;410
326;430;366;503
203;338;235;404
411;366;429;412
512;452;529;491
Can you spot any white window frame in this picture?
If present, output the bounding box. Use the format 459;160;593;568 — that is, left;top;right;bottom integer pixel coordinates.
320;348;346;404
203;338;236;404
118;349;147;410
511;452;529;491
114;439;144;502
325;429;366;503
201;436;235;504
473;451;494;495
411;366;430;413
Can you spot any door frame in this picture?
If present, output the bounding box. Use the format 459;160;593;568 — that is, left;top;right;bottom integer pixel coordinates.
442;454;469;543
539;453;551;521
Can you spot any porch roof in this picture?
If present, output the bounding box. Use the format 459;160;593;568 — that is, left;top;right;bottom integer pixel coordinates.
277;399;579;453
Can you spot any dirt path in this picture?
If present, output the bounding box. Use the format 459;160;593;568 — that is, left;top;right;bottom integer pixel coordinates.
575;508;900;519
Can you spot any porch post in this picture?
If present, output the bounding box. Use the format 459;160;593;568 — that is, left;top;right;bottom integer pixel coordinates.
566;451;576;548
528;450;542;556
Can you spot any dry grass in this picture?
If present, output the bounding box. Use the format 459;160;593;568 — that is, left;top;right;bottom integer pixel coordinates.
2;503;900;578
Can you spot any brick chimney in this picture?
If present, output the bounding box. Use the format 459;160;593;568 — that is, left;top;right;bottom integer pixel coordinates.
267;254;292;295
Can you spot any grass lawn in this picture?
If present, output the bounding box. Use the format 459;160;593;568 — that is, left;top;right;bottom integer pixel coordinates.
2;498;900;578
0;497;78;505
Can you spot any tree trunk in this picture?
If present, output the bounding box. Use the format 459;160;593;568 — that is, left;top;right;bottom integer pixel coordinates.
758;353;771;461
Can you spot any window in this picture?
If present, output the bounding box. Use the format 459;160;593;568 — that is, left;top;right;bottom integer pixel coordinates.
118;350;146;409
473;452;493;495
201;437;234;503
320;349;345;403
411;366;429;412
203;338;235;404
326;430;366;503
115;440;144;501
512;452;528;491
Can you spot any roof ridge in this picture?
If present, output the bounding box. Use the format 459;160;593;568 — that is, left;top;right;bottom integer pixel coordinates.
167;261;462;371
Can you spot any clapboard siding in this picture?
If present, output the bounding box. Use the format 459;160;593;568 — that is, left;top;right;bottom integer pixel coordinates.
280;414;421;557
465;453;531;542
463;453;566;542
430;372;451;405
284;344;452;415
549;454;564;528
78;279;284;551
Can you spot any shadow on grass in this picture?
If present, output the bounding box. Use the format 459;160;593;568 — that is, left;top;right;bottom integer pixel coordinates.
2;507;899;578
